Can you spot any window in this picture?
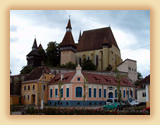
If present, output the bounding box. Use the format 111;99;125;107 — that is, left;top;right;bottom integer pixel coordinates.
115;90;117;98
104;89;106;98
50;89;52;98
96;55;99;66
94;88;96;98
88;56;90;60
55;89;58;98
142;92;146;97
61;89;63;97
43;85;46;90
28;85;30;90
89;88;92;98
123;90;126;98
33;85;35;90
76;87;82;97
24;86;26;90
130;90;133;98
28;95;30;100
127;90;129;98
66;88;69;97
77;77;80;81
24;95;25;100
99;89;101;98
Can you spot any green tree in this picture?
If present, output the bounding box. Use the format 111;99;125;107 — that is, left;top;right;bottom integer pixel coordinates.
38;48;47;65
60;62;76;69
58;79;63;107
46;41;60;67
82;58;96;70
115;69;122;110
137;72;143;80
105;64;112;71
20;66;33;74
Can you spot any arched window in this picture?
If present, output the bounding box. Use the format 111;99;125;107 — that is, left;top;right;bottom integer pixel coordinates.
76;87;82;97
96;55;99;66
108;92;113;98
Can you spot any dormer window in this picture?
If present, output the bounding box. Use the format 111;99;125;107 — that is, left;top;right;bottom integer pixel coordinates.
77;77;80;81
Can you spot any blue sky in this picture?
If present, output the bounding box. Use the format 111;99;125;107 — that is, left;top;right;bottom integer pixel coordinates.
10;10;150;77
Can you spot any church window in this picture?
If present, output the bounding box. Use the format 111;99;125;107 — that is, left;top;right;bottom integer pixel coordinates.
96;55;99;66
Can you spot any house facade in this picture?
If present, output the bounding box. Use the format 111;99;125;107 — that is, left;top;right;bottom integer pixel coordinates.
21;66;54;106
60;19;122;71
117;59;137;82
48;65;135;106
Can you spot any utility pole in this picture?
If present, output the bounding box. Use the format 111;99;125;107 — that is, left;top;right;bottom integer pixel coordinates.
41;68;44;109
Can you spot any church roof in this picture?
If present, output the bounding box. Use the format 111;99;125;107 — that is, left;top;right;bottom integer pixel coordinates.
60;31;76;48
38;43;43;50
27;49;41;57
77;27;119;52
32;38;38;49
66;19;72;29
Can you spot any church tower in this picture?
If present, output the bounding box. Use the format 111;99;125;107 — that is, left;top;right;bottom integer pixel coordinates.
26;38;43;67
60;18;76;65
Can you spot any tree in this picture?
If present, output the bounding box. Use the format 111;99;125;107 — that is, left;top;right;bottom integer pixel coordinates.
60;62;76;69
20;66;33;74
105;64;112;71
83;76;88;109
46;41;60;67
137;72;143;80
38;48;47;65
82;58;96;70
58;79;63;107
115;69;122;110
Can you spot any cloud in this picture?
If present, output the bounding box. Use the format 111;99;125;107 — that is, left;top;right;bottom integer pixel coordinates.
10;25;17;32
10;10;150;77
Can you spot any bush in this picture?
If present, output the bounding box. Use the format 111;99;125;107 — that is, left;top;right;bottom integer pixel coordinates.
82;59;96;70
60;62;76;69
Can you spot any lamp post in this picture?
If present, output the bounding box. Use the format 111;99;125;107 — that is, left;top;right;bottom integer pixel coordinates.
41;68;44;109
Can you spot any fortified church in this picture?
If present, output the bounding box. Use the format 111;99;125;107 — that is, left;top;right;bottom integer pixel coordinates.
60;19;122;71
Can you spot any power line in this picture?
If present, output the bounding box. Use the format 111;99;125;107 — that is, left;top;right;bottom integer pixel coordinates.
122;44;150;54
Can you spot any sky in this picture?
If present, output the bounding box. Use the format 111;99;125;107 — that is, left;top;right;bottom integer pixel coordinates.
10;10;150;78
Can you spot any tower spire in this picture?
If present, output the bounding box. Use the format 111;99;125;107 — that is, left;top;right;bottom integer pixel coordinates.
78;30;81;43
32;37;38;50
66;16;72;32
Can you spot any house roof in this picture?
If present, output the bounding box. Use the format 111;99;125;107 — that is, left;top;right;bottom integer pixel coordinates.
38;43;43;50
140;75;150;84
77;27;119;52
117;58;137;67
24;66;51;82
49;71;135;87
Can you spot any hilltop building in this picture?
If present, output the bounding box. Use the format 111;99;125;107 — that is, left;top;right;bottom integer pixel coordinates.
60;19;122;71
26;38;44;68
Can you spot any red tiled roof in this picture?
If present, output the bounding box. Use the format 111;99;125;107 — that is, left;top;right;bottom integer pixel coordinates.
77;27;119;52
83;72;134;87
60;31;76;48
140;75;150;84
49;71;134;87
24;66;51;82
48;72;76;85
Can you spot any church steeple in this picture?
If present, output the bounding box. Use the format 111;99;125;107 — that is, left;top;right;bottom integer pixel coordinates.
66;16;72;32
78;30;81;43
32;38;38;50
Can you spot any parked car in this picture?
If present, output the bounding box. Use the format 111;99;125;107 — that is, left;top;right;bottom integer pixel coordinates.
103;102;118;110
104;98;124;110
128;99;140;106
